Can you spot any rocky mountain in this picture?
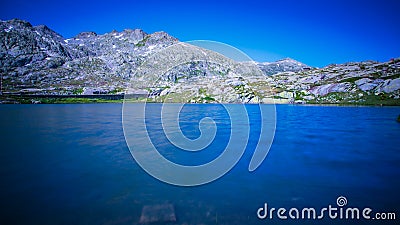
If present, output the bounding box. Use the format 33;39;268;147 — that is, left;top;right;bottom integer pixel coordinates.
257;58;311;75
0;19;178;95
1;19;399;104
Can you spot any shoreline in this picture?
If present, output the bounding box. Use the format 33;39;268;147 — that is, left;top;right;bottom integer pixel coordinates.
1;95;399;106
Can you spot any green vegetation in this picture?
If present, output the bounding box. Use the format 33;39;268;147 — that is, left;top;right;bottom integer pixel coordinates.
174;76;187;83
0;95;125;104
72;87;84;95
339;77;362;83
135;35;150;47
294;91;305;101
154;91;192;103
193;69;203;76
381;73;400;80
359;93;400;106
38;98;123;104
189;88;216;103
108;87;125;94
272;95;286;99
233;84;245;91
44;98;123;103
308;92;400;106
1;94;398;105
203;96;215;102
198;88;207;95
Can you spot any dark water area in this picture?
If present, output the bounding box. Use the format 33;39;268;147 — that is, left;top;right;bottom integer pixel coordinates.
0;104;399;224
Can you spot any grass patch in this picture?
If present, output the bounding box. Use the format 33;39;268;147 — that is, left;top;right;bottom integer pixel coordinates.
198;88;207;95
308;92;400;106
339;77;362;83
203;96;215;102
39;98;124;104
72;87;84;95
135;35;150;47
0;96;125;104
109;87;125;94
273;95;287;99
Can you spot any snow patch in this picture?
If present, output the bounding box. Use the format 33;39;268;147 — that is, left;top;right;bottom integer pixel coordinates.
4;26;13;32
115;33;124;38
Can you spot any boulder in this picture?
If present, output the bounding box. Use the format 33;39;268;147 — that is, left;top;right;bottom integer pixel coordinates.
381;78;400;93
309;82;352;96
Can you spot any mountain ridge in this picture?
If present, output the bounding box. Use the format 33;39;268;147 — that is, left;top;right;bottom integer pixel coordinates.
1;19;399;105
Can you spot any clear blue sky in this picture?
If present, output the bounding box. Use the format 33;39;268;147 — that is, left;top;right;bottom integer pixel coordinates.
1;0;399;67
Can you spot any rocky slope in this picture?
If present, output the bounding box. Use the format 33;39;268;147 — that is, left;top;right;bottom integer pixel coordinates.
267;59;400;104
0;19;178;95
1;19;399;104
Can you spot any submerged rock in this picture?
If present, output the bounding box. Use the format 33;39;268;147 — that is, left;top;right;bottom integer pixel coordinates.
139;204;176;224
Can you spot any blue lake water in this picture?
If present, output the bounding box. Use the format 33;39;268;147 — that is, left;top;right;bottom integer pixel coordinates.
0;104;399;224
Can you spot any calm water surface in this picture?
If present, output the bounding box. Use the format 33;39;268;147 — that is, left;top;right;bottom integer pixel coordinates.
0;104;399;224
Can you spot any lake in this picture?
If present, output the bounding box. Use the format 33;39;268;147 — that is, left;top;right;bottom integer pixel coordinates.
0;104;399;224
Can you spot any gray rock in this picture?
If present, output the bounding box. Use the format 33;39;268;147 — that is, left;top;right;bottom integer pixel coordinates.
309;83;352;96
359;83;378;91
355;78;372;86
381;78;400;93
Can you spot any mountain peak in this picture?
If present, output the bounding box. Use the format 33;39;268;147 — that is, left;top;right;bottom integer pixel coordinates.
2;18;33;28
276;57;297;62
145;31;179;45
150;31;177;40
257;58;311;75
122;28;145;34
75;31;98;39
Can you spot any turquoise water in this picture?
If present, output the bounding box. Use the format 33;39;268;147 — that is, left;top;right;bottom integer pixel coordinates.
0;104;399;224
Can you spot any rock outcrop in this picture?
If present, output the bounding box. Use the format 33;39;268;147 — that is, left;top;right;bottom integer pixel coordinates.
267;59;400;104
